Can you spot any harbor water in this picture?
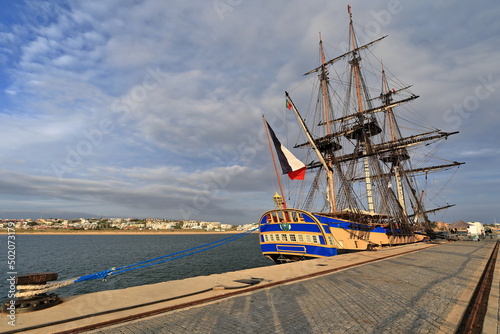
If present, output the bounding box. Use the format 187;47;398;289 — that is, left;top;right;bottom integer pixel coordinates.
0;233;273;299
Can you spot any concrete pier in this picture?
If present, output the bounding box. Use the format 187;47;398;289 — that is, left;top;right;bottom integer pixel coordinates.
1;240;498;334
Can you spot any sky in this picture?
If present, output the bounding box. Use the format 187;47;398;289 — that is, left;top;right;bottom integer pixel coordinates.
0;0;498;225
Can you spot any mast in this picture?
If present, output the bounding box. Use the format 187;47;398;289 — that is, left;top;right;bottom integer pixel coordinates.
381;63;407;215
318;33;337;213
347;5;375;213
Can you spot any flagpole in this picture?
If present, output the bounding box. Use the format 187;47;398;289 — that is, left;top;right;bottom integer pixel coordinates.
262;116;287;209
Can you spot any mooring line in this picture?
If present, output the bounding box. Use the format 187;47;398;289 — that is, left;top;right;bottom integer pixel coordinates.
15;227;262;298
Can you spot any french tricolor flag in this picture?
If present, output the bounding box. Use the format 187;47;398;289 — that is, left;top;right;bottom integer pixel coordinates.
266;121;306;180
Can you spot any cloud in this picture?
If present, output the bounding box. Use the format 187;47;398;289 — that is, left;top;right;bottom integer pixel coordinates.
0;0;498;224
0;162;271;222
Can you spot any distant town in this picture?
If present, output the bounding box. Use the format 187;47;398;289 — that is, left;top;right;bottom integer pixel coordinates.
0;218;259;232
0;217;498;234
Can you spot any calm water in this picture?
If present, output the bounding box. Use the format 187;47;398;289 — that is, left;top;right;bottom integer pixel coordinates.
0;233;273;299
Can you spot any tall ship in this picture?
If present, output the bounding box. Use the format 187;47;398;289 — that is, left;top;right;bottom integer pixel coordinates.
259;7;464;264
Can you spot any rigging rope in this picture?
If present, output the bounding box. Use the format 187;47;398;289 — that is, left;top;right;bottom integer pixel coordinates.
15;226;262;298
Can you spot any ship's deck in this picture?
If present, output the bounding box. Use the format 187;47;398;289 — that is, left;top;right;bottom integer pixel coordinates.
2;239;498;334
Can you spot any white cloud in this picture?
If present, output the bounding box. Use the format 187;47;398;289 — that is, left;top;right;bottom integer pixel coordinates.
0;0;498;224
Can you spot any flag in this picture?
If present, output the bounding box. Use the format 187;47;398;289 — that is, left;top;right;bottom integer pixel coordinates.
266;121;306;180
286;98;292;110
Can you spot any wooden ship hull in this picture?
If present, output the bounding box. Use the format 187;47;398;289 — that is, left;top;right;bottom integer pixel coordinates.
259;208;426;263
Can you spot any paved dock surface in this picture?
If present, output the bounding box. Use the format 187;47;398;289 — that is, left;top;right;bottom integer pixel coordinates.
2;240;498;334
88;240;498;334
